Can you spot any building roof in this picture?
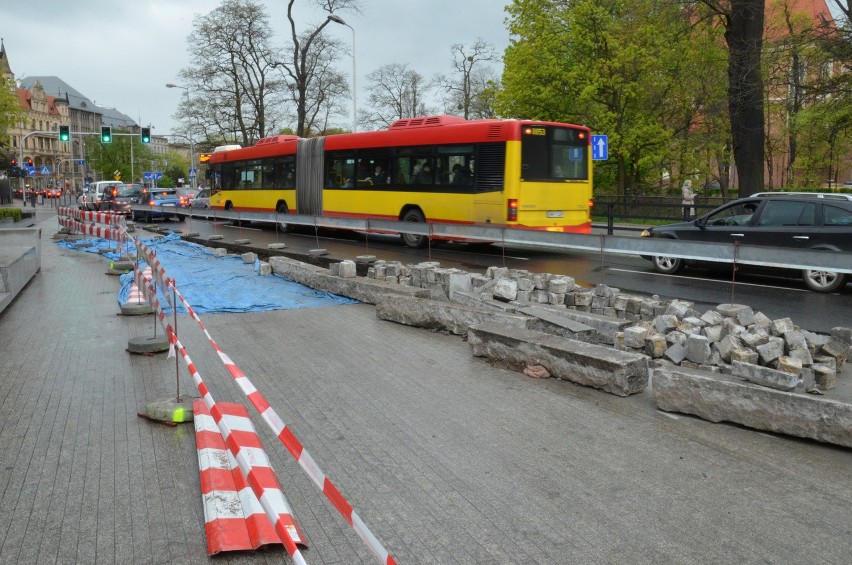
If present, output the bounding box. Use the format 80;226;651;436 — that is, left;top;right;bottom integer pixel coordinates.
764;0;835;42
18;75;137;128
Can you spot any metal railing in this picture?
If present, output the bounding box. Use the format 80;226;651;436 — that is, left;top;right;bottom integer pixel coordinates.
133;205;852;275
593;195;731;234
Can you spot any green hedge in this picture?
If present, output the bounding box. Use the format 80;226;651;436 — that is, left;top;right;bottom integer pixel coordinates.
0;208;22;222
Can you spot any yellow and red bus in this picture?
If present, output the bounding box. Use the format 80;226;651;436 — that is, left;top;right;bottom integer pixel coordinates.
208;115;592;247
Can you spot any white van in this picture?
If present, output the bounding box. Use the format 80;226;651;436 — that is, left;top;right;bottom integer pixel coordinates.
78;181;124;211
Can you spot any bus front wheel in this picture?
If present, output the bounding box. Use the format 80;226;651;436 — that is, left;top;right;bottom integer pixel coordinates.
401;209;427;248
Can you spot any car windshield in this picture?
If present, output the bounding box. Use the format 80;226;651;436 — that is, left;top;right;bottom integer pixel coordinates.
151;191;177;200
117;186;139;196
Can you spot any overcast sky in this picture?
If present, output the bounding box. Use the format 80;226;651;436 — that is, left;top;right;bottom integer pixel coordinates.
1;0;511;137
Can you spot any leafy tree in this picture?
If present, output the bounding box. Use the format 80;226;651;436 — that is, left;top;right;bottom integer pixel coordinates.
82;132;156;184
499;0;710;196
361;63;434;129
179;0;286;146
0;75;23;161
436;39;500;119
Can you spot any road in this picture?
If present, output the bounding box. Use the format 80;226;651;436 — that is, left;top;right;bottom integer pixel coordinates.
165;213;852;334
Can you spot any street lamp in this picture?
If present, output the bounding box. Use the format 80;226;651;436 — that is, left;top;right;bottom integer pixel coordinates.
165;83;196;189
327;14;356;133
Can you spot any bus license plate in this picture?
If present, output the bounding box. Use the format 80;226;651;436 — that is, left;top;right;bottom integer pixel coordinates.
546;211;564;218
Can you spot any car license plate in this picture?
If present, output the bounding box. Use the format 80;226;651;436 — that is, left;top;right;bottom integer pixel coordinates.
162;203;174;207
546;211;564;218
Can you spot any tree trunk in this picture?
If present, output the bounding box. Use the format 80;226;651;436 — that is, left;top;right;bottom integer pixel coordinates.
725;0;765;197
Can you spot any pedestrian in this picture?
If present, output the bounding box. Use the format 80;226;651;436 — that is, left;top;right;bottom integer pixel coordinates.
681;179;696;219
0;174;11;205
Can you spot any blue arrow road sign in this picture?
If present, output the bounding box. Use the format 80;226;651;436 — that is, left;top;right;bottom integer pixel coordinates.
592;135;608;160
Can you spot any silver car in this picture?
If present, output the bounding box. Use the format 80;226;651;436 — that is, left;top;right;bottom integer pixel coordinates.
190;188;211;209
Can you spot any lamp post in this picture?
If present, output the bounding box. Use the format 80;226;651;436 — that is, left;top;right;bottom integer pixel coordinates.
327;14;356;133
165;83;196;189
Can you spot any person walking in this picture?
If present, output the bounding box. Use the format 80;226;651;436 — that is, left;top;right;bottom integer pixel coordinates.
0;174;11;205
681;179;696;219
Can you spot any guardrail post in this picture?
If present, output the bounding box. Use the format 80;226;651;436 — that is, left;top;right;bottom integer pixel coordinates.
607;203;615;235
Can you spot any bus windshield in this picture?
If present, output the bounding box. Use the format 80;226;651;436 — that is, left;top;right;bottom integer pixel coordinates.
520;125;588;181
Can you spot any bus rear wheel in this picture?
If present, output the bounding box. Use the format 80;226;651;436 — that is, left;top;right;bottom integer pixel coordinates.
400;209;427;248
225;202;242;226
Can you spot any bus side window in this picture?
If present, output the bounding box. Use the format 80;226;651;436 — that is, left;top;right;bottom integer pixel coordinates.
394;157;411;185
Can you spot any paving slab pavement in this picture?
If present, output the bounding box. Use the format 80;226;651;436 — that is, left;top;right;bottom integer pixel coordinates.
0;214;850;564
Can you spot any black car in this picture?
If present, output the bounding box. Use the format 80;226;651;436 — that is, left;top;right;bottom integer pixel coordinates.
641;192;852;292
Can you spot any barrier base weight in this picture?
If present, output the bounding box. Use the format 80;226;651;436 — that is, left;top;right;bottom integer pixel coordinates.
127;335;169;353
142;395;196;424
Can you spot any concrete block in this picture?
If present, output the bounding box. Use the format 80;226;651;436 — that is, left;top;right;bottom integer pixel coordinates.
732;360;801;391
740;328;770;348
257;261;272;276
376;294;530;336
493;278;518;302
813;364;837;391
756;340;784;365
267;242;286;249
703;325;724;344
652;366;852;448
645;334;667;359
241;252;257;264
730;348;759;365
468;322;649;396
831;327;852;345
664;342;688;365
213;248;227;257
338;260;357;278
777;356;803;377
624;326;649;349
234;238;251;245
699;310;724;326
686;334;711;364
771;317;796;336
654;314;678;335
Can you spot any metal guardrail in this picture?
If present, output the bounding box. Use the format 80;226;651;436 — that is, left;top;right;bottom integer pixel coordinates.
132;205;852;274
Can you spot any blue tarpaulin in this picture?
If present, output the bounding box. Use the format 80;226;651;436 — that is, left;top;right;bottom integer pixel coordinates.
59;233;357;313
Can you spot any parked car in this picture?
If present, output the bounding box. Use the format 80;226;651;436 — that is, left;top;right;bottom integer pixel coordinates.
99;183;146;214
641;192;852;292
133;188;182;222
190;188;211;209
176;187;197;208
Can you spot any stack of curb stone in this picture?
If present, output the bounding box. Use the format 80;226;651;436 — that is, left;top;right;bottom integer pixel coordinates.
361;259;849;394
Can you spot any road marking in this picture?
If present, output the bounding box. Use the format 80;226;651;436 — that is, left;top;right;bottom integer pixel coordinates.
223;224;262;231
608;268;811;292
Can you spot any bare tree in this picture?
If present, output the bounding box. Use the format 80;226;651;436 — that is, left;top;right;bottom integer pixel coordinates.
295;33;351;136
277;0;362;136
436;39;499;119
179;0;286;146
361;63;434;129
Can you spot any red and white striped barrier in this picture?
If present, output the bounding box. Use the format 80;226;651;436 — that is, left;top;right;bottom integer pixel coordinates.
123;282;146;306
135;241;397;564
194;400;307;555
59;206;125;226
58;215;125;242
132;267;307;564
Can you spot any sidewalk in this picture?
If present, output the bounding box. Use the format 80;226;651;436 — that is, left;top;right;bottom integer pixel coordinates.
0;214;850;564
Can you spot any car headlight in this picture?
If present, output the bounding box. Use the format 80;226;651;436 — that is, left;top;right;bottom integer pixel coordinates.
640;229;651;237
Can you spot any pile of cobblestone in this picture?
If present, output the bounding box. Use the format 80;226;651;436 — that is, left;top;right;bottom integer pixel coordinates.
358;258;849;393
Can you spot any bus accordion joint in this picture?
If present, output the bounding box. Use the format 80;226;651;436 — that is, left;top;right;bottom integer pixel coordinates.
507;199;519;222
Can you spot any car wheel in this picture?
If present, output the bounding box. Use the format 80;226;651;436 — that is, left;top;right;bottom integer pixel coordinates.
400;209;428;248
651;255;683;275
802;270;846;293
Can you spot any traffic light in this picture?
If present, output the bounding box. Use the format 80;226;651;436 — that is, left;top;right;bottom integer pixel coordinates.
26;158;33;167
59;125;71;142
10;158;16;167
140;127;151;144
101;126;112;143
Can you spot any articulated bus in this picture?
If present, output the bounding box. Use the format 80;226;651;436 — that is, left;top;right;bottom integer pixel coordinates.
208;115;593;247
